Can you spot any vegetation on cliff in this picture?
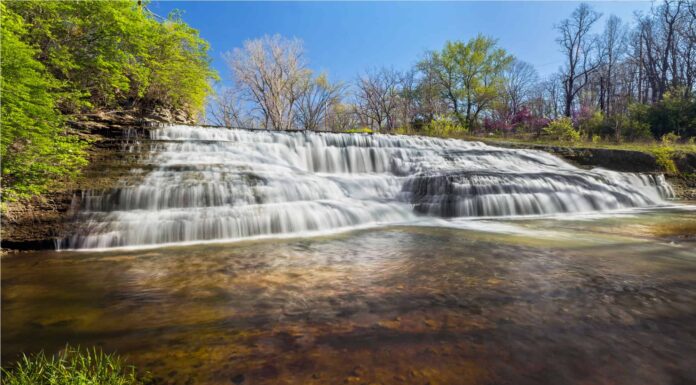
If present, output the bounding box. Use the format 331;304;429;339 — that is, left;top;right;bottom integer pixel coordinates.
1;1;217;199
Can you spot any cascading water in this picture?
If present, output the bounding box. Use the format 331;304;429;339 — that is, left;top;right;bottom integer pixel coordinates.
62;125;674;249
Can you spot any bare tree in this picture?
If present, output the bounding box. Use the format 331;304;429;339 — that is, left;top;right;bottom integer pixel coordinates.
225;34;311;130
354;68;403;132
596;15;627;115
557;3;602;116
326;103;359;132
296;74;345;131
503;59;540;116
207;86;247;128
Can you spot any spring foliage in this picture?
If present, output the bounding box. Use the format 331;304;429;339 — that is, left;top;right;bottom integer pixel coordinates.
1;3;87;198
1;1;216;199
543;117;581;142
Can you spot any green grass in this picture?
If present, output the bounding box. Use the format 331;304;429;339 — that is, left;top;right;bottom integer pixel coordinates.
1;345;145;385
453;134;696;154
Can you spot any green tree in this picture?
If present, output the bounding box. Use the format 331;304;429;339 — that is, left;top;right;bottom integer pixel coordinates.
5;1;217;117
142;10;217;114
1;4;87;199
424;35;513;129
2;1;217;199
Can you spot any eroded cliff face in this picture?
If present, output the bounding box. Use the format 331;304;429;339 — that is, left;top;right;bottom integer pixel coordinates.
480;141;696;201
1;109;182;251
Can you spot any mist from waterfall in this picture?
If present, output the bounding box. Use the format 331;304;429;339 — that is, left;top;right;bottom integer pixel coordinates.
62;125;674;249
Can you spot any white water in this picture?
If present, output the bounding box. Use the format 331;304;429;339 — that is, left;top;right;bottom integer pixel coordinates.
63;125;675;249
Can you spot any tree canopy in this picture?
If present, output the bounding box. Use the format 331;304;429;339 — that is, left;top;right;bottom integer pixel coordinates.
1;1;217;199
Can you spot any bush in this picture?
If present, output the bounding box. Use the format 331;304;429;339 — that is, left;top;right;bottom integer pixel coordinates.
1;345;145;385
652;146;678;175
661;132;680;144
345;127;373;134
543;117;580;142
574;106;604;139
621;104;654;141
424;115;466;137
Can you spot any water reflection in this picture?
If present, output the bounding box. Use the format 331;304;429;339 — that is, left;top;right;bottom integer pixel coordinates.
3;208;696;384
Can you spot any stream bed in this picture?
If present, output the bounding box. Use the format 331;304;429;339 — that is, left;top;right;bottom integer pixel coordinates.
3;207;696;385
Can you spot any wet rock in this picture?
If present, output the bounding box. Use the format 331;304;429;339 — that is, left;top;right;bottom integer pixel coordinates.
351;365;366;376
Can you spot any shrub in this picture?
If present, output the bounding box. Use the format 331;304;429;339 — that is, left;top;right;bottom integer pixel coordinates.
345;127;373;134
424;115;466;137
1;345;145;385
652;146;678;175
394;126;411;135
543;117;580;142
661;132;680;144
574;106;604;139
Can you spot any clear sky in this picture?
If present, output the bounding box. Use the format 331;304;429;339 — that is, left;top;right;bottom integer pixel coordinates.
149;1;653;86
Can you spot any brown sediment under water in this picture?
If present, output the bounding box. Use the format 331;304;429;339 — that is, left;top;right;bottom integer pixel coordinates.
2;208;696;385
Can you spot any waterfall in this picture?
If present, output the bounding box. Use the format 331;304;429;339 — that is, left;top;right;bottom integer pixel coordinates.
62;125;674;249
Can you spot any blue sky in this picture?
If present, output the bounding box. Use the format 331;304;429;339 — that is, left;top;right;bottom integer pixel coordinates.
150;1;653;85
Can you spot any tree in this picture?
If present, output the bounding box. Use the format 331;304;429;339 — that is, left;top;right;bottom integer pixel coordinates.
597;15;627;116
1;1;216;198
143;11;217;115
296;74;344;131
425;35;513;129
414;58;449;125
5;1;216;117
354;68;403;132
1;3;87;198
225;35;311;130
557;3;602;117
503;59;539;116
208;86;247;128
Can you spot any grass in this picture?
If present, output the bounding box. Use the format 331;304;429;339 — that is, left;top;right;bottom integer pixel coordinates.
1;345;146;385
449;133;696;154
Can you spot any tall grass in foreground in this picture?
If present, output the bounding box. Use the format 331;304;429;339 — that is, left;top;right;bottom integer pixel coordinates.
1;345;144;385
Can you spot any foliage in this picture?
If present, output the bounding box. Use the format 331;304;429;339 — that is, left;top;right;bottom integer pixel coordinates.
1;1;216;198
573;106;604;139
642;91;696;140
145;11;217;113
543;117;580;142
1;345;144;385
345;127;374;134
425;35;513;129
621;103;654;141
651;146;678;175
5;1;217;115
1;4;87;199
661;132;680;144
424;115;466;136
